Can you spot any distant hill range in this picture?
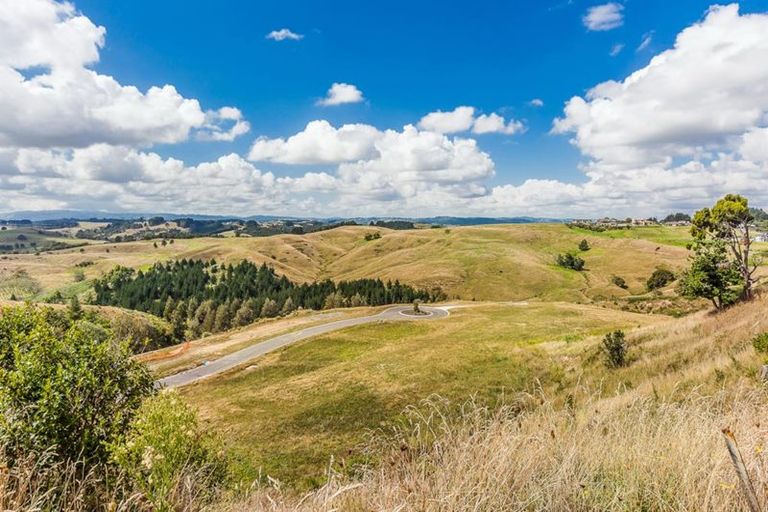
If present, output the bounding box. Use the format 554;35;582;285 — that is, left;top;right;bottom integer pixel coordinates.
1;210;566;226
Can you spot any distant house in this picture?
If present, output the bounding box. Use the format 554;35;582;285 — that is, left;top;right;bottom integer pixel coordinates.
632;218;659;226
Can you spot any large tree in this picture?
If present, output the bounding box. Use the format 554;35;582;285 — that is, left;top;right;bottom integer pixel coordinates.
691;194;759;300
678;239;742;310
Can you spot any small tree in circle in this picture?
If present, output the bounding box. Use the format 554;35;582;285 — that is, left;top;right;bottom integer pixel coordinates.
413;299;422;314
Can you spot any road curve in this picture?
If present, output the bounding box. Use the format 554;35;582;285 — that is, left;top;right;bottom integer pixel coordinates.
158;305;449;389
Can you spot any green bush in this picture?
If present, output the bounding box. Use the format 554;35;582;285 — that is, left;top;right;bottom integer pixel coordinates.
611;275;628;289
753;333;768;354
578;239;590;251
556;253;585;271
0;305;154;464
677;239;741;310
646;268;676;291
602;330;628;368
73;268;86;282
110;392;228;511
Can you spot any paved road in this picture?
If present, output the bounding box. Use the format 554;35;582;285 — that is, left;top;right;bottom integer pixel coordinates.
158;305;449;389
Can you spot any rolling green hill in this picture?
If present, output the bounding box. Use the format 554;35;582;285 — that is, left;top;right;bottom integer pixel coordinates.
181;301;661;486
0;224;693;302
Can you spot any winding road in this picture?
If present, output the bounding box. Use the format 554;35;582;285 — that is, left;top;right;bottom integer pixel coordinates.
158;305;450;389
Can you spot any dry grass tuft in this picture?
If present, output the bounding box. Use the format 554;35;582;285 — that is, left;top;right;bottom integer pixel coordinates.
0;451;131;511
223;386;768;511
0;449;225;512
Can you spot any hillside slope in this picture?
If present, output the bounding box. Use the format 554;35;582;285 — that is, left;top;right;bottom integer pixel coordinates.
0;224;691;302
181;301;661;485
219;293;768;511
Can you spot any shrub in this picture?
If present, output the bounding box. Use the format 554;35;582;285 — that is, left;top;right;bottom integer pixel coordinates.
110;313;176;352
73;268;86;282
646;268;676;291
281;296;296;315
611;275;628;289
110;392;228;511
68;295;83;320
753;333;768;354
602;330;627;368
556;253;585;271
578;239;590;251
0;305;154;464
677;240;741;310
261;298;279;317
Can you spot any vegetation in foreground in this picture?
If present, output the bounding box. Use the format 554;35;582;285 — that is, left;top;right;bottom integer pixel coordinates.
0;304;228;511
228;387;768;511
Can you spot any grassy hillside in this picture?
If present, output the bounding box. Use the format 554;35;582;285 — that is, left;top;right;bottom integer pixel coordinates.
0;227;87;254
0;224;693;302
213;293;768;510
140;306;383;378
180;302;660;486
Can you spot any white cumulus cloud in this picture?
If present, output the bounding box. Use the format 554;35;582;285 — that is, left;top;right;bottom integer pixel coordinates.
740;128;768;164
336;125;494;201
197;107;251;142
248;120;380;164
0;0;247;149
419;106;524;136
483;3;768;217
266;28;303;41
7;1;768;219
418;106;476;134
250;120;495;202
8;144;279;214
554;4;768;171
316;82;364;106
472;113;526;135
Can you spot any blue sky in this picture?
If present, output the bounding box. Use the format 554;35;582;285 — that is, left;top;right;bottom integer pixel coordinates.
2;0;768;217
75;0;754;184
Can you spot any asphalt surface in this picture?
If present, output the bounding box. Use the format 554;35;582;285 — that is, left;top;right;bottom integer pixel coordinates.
157;305;449;389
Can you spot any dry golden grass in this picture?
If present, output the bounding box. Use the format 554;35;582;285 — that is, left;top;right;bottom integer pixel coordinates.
226;387;768;512
214;294;768;511
0;450;223;512
182;302;659;486
0;224;692;301
557;290;768;400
